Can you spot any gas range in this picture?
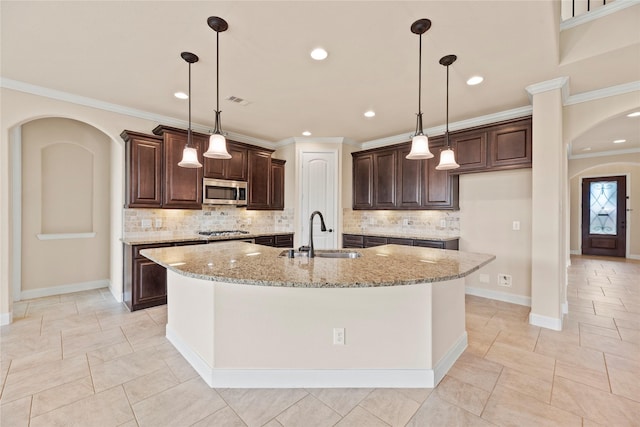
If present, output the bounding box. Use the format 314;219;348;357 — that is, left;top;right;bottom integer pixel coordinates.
198;230;250;237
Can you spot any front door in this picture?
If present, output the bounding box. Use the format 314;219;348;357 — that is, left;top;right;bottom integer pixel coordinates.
581;176;627;257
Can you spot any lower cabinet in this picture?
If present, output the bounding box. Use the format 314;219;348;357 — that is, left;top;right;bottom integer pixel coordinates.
254;233;294;248
342;234;458;250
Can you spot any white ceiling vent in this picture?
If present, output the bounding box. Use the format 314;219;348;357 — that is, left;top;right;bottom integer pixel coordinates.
226;96;250;106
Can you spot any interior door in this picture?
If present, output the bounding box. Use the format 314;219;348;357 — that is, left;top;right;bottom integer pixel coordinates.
300;151;338;250
581;176;627;257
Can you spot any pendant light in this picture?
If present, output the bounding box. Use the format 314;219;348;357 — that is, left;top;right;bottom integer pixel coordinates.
204;16;232;159
178;52;203;168
436;54;460;170
406;18;433;160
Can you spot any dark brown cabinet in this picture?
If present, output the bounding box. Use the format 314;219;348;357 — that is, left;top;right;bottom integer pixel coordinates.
451;117;532;174
203;141;248;181
373;149;397;208
270;159;286;210
343;234;459;250
247;150;272;209
397;146;422;208
353;154;374;209
121;131;163;208
254;233;294;248
124;243;171;311
423;138;459;210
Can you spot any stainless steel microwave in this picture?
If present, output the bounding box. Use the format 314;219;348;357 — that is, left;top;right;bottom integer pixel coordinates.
202;178;247;206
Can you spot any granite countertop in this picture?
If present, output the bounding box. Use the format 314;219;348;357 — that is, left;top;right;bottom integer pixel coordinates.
141;242;494;289
121;231;293;246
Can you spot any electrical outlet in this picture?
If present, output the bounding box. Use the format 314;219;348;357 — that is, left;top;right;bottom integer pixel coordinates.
498;274;512;287
333;327;345;345
479;273;490;284
440;219;447;228
512;221;520;231
155;219;162;228
141;219;152;228
403;219;409;226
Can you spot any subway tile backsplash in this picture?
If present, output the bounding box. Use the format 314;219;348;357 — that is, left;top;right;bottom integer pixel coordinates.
342;209;459;237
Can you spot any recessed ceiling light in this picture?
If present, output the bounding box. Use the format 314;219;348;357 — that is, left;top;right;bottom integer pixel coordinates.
466;76;484;86
302;131;311;136
582;147;592;151
310;48;328;61
364;110;376;118
174;92;188;99
613;139;626;144
627;111;640;118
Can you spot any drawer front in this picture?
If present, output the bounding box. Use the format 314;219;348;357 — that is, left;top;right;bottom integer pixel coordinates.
254;236;275;246
274;234;294;248
388;238;413;246
343;234;364;248
364;236;388;248
413;240;445;249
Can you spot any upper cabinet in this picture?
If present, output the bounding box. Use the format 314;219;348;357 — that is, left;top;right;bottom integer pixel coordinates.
422;138;459;210
246;149;287;211
269;159;286;210
121;131;163;208
373;149;397;208
352;153;374;209
451;117;532;174
203;141;248;181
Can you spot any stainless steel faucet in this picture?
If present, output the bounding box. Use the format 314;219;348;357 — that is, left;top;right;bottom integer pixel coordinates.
300;211;326;258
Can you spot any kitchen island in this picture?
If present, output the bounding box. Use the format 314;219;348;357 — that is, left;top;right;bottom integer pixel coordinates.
141;242;494;388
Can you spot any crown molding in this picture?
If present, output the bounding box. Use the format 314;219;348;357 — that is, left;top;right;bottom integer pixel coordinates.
565;81;640;106
560;0;640;31
0;77;276;149
525;77;570;104
569;147;640;160
360;105;533;150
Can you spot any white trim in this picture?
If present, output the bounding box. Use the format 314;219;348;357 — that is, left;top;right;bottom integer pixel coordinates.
0;312;12;326
565;81;640;106
529;312;563;331
570;249;581;255
108;283;123;302
36;232;97;240
18;279;109;301
628;254;640;260
11;126;22;302
167;325;466;388
525;77;570;104
465;286;532;307
361;106;533;150
568;147;640;160
561;0;640;30
0;77;276;150
562;301;569;315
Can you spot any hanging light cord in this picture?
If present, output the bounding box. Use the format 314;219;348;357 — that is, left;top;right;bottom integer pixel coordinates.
445;63;450;148
187;60;193;147
415;33;424;136
213;29;222;135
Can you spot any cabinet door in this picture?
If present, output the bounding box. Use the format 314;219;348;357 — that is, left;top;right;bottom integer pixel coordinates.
373;149;397;208
254;235;275;246
122;132;163;208
203;141;248;181
488;119;532;169
274;234;294;248
247;150;271;209
451;130;488;173
352;153;374;209
343;234;364;248
364;236;388;248
423;138;459;210
162;130;203;209
397;145;422;208
413;239;445;249
270;159;286;210
133;259;167;309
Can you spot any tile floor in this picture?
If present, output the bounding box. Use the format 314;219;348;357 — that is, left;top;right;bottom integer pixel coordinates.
1;255;639;426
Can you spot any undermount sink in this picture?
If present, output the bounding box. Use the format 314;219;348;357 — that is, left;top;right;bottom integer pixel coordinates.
279;250;362;259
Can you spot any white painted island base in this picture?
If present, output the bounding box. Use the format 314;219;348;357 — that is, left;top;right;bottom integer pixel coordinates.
165;270;467;389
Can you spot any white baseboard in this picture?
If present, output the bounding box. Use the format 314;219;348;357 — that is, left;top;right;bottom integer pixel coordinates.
167;325;467;389
0;312;11;326
529;312;563;331
562;301;569;315
107;284;122;302
628;254;640;260
18;279;109;301
465;286;531;307
570;250;580;255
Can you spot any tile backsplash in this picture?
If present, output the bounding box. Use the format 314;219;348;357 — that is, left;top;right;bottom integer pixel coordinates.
343;209;459;237
123;206;294;237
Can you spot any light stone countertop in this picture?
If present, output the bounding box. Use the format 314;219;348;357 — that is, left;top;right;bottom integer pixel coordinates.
141;241;495;288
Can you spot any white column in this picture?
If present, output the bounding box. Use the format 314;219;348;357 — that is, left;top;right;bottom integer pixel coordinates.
526;77;569;331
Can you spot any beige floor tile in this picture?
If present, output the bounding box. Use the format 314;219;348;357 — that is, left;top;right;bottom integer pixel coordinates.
496;367;552;403
87;341;134;365
192;406;247;427
614;316;640;330
1;331;60;361
358;388;420;426
618;326;640;344
29;385;134;427
579;322;621;339
485;341;555;382
483;384;582;427
581;331;640;361
276;394;341;427
307;388;373;416
555;359;610;392
25;301;78;320
62;325;128;358
133;377;226;427
494;327;540;351
433;375;490;416
164;353;199;382
0;395;32;427
394;388;433;404
59;289;105;303
120;316;165;348
465;328;498;357
1;355;89;403
75;298;124;315
0;316;42;342
263;419;284;427
551;376;640;426
31;376;94;417
144;306;168;326
565;311;618;329
622;301;640;314
217;388;308;427
96;309;153;331
89;346;168;392
406;394;493;427
538;326;580;346
605;353;640;403
568;303;595;314
535;331;606;372
41;312;101;336
10;301;28;319
3;340;62;375
335;406;390;427
123;367;180;405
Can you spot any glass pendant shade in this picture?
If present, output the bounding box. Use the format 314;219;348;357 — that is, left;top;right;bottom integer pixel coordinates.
204;133;231;159
406;134;434;159
436;148;460;170
178;146;202;168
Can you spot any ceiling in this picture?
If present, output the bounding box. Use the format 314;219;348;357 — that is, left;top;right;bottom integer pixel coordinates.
2;1;639;154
